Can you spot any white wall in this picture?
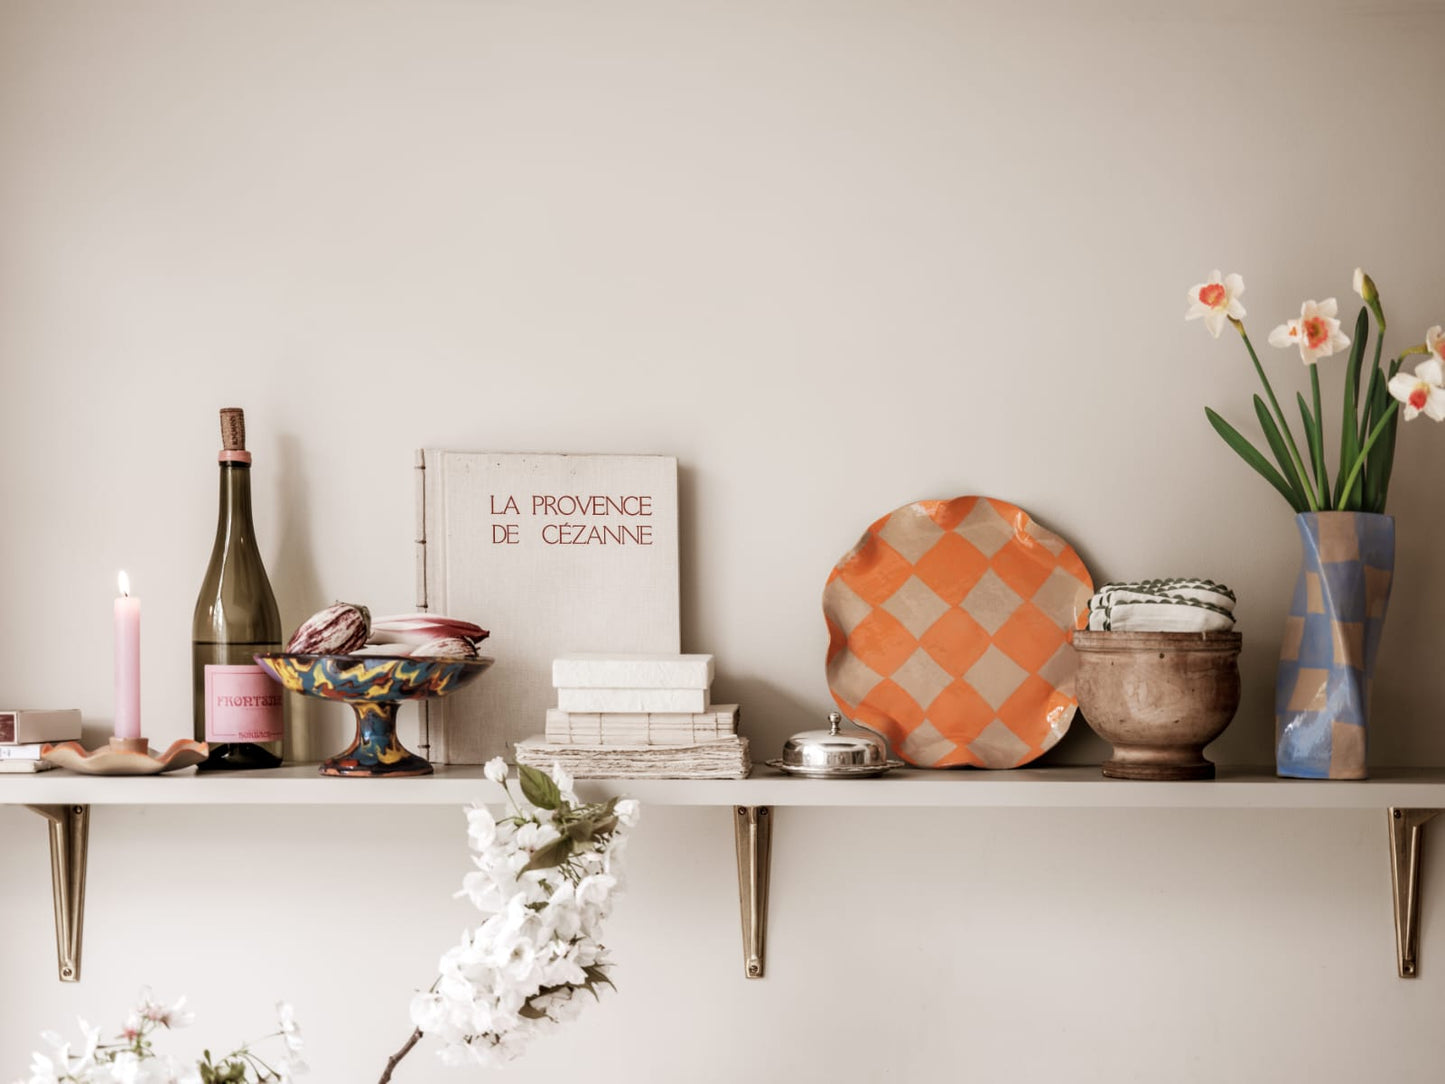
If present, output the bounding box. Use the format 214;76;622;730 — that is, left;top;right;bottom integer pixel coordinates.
4;0;1445;1079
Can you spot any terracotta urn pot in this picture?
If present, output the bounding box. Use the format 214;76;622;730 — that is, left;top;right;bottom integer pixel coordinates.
1073;630;1243;780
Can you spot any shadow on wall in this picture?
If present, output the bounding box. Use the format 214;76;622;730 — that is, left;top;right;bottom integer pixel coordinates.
270;431;348;763
713;676;818;762
677;460;703;657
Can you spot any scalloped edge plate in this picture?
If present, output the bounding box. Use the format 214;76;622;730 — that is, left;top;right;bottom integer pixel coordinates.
824;496;1093;769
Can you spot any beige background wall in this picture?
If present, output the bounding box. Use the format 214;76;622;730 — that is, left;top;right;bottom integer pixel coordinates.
3;0;1445;1079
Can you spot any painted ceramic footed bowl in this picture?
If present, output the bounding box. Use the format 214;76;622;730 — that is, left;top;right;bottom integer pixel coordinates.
255;653;493;777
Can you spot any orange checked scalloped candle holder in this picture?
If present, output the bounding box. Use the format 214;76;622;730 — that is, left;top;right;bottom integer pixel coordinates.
254;653;493;776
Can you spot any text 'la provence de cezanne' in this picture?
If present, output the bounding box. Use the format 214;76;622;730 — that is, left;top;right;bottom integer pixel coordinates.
488;493;656;546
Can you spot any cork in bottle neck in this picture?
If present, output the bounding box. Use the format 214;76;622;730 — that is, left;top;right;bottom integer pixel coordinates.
218;407;252;464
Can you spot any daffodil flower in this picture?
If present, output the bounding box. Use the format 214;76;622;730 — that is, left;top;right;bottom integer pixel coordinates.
1268;298;1351;366
1337;358;1445;501
1387;358;1445;422
1426;325;1445;366
1185;270;1246;338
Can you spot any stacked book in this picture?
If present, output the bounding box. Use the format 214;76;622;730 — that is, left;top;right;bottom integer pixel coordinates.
0;709;82;773
515;654;749;779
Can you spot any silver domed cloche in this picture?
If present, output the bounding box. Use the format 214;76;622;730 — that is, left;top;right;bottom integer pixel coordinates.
767;711;903;778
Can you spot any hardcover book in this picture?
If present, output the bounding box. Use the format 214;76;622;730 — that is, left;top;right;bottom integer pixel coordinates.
0;759;57;773
0;743;46;760
555;687;709;714
418;451;680;763
0;709;81;745
552;654;715;690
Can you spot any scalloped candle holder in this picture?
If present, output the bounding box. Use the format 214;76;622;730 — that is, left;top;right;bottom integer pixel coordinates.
41;738;209;776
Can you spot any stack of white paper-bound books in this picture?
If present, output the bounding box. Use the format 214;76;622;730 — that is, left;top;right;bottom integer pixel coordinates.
514;654;749;779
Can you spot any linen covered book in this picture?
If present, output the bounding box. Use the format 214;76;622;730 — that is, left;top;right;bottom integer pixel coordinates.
417;451;680;763
555;687;709;714
551;654;714;690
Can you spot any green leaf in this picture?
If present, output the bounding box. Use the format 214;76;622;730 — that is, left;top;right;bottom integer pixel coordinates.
1359;366;1384;509
521;834;574;873
1252;395;1311;509
1296;391;1329;509
566;819;596;843
1334;306;1370;508
518;764;561;811
1365;369;1399;513
584;963;617;995
1205;408;1306;512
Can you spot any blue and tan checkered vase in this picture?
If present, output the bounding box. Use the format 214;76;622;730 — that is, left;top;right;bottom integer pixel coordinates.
1275;512;1394;780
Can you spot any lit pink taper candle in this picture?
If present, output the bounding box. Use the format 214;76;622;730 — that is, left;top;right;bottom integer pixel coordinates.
114;571;141;740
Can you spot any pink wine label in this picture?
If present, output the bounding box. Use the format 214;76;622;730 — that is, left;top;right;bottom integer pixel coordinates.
204;665;284;742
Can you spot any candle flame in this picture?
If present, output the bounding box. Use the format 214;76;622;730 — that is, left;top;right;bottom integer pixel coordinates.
118;571;131;597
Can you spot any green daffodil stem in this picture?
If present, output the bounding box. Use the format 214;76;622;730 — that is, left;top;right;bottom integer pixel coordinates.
1339;400;1400;503
1360;332;1386;450
1235;321;1320;512
1309;363;1328;507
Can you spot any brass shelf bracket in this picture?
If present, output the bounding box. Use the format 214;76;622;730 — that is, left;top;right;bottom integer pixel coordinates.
25;804;90;983
733;805;772;980
1388;807;1439;979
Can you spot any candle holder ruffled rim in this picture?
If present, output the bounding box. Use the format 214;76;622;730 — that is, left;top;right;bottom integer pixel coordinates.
40;738;210;776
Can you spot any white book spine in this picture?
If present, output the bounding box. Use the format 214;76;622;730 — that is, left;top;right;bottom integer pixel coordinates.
552;654;715;690
0;759;56;773
556;687;710;714
0;744;46;760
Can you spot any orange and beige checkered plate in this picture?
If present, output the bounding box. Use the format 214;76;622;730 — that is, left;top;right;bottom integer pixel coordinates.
823;497;1093;769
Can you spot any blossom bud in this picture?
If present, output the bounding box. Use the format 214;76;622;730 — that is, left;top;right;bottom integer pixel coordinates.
615;799;641;828
550;763;574;796
1353;267;1386;330
484;757;508;785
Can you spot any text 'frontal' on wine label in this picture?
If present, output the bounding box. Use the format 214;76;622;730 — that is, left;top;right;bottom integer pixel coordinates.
204;664;284;742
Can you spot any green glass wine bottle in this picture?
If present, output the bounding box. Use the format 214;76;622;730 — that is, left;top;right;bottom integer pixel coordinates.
192;407;285;771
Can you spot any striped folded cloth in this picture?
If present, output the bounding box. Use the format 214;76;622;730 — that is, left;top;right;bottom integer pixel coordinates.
1085;578;1236;632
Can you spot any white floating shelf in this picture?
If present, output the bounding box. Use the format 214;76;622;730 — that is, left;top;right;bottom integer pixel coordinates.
10;765;1443;984
5;764;1445;808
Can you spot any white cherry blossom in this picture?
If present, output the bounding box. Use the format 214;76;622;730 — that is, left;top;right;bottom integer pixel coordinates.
14;997;303;1084
407;762;639;1070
